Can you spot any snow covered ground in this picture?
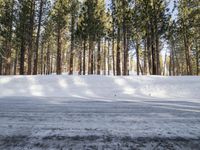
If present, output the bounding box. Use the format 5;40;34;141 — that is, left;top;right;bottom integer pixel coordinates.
0;75;200;149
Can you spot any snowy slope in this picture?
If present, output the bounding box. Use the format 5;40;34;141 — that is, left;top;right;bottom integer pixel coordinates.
0;75;200;100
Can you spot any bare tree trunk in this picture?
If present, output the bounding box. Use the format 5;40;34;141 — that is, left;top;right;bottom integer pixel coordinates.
116;27;121;76
88;36;94;75
147;24;152;75
103;39;106;75
123;18;128;75
20;31;25;75
91;40;94;75
46;41;50;75
0;55;2;75
172;44;175;76
93;46;96;74
27;0;35;75
123;34;128;75
50;54;53;74
196;44;199;75
97;39;101;75
163;50;167;76
174;50;180;75
108;40;110;75
111;0;115;76
83;39;86;75
182;21;192;75
78;44;82;75
69;10;75;75
40;42;44;74
56;27;62;75
155;35;160;75
139;60;144;75
154;14;160;75
5;42;12;75
136;41;140;75
150;20;156;75
184;40;192;75
33;0;43;75
169;49;172;76
143;39;147;75
13;49;18;75
112;34;115;76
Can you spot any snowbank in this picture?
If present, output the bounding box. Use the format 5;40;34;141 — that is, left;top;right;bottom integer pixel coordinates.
0;75;199;100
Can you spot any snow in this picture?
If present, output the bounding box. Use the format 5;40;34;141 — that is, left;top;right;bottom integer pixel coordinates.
0;75;200;100
0;75;200;149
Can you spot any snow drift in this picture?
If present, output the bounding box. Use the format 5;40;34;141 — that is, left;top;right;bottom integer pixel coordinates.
0;75;199;100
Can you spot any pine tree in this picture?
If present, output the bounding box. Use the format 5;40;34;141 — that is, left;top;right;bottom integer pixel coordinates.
0;0;15;75
51;0;69;75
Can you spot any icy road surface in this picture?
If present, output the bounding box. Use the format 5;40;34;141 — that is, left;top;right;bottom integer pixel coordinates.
0;96;200;150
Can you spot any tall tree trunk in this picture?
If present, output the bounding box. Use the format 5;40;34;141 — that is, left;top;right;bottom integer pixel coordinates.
139;60;144;75
122;6;129;75
112;35;115;76
169;49;172;76
123;9;128;75
184;38;192;75
27;0;35;75
123;31;128;75
103;39;106;75
182;21;192;75
0;55;2;75
136;41;140;75
163;50;167;76
69;10;75;75
107;40;110;75
111;0;115;76
154;5;160;75
78;45;82;75
56;27;62;75
196;44;199;75
147;24;152;75
13;49;18;75
172;43;175;76
46;41;50;75
83;39;86;75
5;43;12;75
40;42;44;74
150;20;156;75
116;27;121;76
155;35;160;75
33;0;43;75
88;37;91;74
143;39;147;75
20;38;25;75
174;50;180;75
88;36;94;74
50;53;53;74
97;39;101;75
91;40;94;75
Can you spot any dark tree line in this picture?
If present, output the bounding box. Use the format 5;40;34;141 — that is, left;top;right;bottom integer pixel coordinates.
0;0;199;76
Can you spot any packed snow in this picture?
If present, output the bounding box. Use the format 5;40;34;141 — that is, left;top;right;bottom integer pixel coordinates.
0;75;200;149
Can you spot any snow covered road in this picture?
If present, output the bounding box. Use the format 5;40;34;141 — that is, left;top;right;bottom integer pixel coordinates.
0;96;200;149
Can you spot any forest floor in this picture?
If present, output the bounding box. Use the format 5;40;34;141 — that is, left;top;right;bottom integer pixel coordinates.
0;75;200;149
